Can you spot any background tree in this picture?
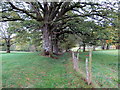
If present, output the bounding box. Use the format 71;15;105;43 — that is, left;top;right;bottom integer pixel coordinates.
0;22;19;53
13;20;43;51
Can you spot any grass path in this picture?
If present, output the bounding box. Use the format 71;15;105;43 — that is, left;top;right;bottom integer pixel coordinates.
2;52;91;88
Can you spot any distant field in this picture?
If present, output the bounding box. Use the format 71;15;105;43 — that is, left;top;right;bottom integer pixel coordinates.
71;46;116;52
1;50;119;88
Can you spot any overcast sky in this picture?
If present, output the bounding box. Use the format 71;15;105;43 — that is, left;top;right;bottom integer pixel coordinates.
1;0;118;2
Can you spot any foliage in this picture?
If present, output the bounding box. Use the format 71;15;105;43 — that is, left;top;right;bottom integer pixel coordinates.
1;1;118;54
67;17;101;46
60;34;78;51
10;20;42;51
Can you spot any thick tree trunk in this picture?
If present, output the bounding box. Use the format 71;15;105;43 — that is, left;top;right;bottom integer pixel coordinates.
101;45;105;50
42;25;52;56
101;41;105;50
116;45;120;49
93;46;96;51
6;45;10;53
106;44;109;50
6;40;10;53
34;45;38;52
53;39;59;55
83;43;86;52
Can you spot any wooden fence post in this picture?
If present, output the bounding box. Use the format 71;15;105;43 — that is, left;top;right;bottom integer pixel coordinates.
86;48;92;85
72;51;79;72
77;52;79;60
72;52;75;69
89;49;92;85
86;58;89;84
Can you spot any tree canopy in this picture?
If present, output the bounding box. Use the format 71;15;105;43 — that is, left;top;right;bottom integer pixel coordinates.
0;0;119;54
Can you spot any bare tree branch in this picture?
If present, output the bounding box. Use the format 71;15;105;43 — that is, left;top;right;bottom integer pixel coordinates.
8;2;38;20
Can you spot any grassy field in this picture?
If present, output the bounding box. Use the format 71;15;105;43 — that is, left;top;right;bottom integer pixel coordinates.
1;50;119;88
1;52;92;88
78;50;119;88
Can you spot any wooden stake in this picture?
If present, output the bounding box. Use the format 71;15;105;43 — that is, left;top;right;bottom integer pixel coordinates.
72;52;79;72
72;52;75;69
86;58;89;84
89;49;92;85
77;52;79;60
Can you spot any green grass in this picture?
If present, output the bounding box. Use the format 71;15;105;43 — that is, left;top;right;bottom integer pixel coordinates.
0;53;2;89
1;50;119;88
1;52;92;88
78;50;119;88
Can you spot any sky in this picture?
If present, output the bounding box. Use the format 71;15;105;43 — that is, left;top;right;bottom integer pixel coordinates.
1;0;117;2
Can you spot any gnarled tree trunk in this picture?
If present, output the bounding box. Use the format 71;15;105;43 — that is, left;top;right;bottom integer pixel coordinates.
93;46;96;51
101;45;105;50
106;44;109;50
116;45;120;49
6;40;10;53
52;38;59;55
6;45;10;53
42;25;52;56
83;43;86;52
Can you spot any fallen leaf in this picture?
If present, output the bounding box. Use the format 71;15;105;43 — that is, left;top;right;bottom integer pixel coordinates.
26;77;30;81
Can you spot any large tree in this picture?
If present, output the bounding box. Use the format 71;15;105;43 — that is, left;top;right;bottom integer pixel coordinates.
1;0;117;55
